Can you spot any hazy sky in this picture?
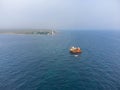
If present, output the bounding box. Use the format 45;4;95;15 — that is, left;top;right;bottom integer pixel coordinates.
0;0;120;30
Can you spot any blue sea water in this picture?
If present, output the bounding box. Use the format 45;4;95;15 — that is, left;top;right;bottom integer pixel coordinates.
0;30;120;90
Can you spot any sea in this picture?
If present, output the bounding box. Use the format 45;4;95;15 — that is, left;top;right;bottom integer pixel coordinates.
0;30;120;90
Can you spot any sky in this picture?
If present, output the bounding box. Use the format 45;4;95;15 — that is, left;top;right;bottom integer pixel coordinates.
0;0;120;30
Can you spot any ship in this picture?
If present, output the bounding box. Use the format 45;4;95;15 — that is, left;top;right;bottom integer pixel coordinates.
69;46;82;54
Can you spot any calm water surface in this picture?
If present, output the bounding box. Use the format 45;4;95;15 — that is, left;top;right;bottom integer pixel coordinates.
0;30;120;90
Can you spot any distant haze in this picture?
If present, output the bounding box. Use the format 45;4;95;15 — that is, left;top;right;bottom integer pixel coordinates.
0;0;120;30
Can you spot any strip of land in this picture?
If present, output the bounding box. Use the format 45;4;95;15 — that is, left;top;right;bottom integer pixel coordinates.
0;29;55;35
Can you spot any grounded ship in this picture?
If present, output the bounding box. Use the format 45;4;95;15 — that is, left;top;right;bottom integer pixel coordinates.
70;46;82;54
